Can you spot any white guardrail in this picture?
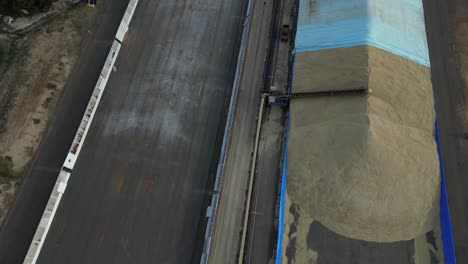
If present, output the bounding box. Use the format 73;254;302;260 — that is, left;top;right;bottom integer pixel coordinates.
23;1;139;263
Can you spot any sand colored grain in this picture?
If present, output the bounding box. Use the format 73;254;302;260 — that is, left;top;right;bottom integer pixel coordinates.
287;45;440;242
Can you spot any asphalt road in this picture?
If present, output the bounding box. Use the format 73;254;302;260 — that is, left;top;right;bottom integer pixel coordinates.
422;0;468;261
245;106;283;264
37;0;246;263
244;0;288;262
0;1;128;263
206;0;272;262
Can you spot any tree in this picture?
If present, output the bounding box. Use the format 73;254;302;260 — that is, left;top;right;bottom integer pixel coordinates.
0;156;14;180
14;0;54;12
0;0;54;16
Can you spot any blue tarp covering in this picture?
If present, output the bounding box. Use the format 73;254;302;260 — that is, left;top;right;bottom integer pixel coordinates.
295;0;430;66
435;120;457;264
278;1;455;261
275;54;295;264
275;114;288;264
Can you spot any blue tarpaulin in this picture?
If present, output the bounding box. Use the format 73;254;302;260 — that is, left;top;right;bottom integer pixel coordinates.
275;114;288;264
435;120;457;264
275;54;295;264
295;0;430;66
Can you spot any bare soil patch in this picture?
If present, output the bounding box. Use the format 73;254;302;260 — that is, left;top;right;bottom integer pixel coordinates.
0;4;98;224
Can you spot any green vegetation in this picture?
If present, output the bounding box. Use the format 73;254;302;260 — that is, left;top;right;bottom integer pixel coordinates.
0;35;11;76
0;155;15;181
4;38;16;70
42;97;52;108
47;82;56;90
0;0;54;16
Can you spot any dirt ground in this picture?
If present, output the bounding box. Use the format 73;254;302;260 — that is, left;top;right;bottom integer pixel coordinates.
0;4;98;224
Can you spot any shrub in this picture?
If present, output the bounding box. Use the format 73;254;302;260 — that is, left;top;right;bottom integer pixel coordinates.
0;0;54;16
0;155;15;180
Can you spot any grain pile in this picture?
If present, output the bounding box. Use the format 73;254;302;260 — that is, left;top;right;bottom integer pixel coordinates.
287;45;440;243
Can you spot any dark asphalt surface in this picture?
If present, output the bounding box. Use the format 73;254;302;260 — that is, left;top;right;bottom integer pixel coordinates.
0;1;128;263
244;0;284;262
37;0;245;263
284;202;443;264
302;221;416;264
245;107;283;264
423;0;468;262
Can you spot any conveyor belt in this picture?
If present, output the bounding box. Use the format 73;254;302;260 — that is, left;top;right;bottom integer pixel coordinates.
265;87;369;100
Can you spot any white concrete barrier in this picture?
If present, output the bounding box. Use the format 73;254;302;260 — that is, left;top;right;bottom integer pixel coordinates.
63;41;121;170
115;0;139;42
23;170;70;264
23;0;139;263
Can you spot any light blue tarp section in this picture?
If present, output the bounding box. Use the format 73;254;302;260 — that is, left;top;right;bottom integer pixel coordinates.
295;0;430;66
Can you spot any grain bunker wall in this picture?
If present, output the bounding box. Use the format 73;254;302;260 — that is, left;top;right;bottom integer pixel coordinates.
277;0;456;263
